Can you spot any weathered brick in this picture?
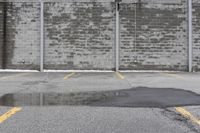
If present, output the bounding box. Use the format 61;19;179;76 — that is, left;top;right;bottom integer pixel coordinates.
119;1;188;71
1;2;40;70
192;0;200;71
44;2;115;70
0;0;199;71
0;3;4;69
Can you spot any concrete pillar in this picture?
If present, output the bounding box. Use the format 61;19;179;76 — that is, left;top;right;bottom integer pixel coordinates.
188;0;193;72
115;0;121;71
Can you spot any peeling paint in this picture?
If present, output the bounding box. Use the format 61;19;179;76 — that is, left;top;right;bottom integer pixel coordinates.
119;2;188;71
1;2;40;70
44;2;115;70
192;0;200;71
0;0;199;71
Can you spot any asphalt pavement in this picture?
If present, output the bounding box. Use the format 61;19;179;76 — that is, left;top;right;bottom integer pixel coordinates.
0;72;199;133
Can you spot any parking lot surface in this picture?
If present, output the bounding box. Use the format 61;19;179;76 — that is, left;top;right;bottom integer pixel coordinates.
0;72;200;133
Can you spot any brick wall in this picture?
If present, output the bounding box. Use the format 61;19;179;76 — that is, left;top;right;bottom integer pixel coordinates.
44;2;115;70
119;0;188;71
0;3;4;69
193;0;200;71
0;0;200;71
4;2;40;70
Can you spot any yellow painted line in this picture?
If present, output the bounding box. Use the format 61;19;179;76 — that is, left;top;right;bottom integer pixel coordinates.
115;72;125;80
63;72;76;80
175;107;200;126
160;73;184;79
0;73;30;80
0;107;22;124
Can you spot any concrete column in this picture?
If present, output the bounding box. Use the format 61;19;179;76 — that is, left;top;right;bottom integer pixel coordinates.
188;0;193;72
115;2;120;71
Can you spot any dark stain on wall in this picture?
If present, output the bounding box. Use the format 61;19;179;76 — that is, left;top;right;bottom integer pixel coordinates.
2;2;7;69
3;2;40;70
137;0;142;10
4;2;19;69
0;3;4;69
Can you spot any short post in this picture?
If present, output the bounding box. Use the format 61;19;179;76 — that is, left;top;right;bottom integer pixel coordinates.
40;93;44;106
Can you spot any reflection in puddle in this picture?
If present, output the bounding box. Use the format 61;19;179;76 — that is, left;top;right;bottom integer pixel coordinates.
0;87;200;108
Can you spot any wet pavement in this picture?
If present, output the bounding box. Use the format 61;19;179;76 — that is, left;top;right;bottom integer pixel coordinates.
0;87;200;108
0;72;199;133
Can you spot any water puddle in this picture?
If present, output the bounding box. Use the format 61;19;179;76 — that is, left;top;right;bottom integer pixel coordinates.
0;87;200;108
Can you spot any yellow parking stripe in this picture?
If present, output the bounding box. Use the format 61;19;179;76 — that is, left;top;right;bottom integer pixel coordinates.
0;107;22;124
0;73;30;80
115;72;125;80
63;72;76;80
160;73;184;79
175;107;200;125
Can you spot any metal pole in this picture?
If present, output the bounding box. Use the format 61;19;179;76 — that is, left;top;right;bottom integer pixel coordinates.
40;1;44;72
188;0;193;72
115;2;120;71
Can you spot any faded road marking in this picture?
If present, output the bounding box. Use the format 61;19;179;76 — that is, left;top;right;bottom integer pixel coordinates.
0;107;22;124
115;72;125;80
64;72;76;80
0;73;30;80
175;107;200;125
160;73;184;79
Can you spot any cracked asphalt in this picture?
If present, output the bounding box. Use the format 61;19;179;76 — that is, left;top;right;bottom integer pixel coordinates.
0;72;200;133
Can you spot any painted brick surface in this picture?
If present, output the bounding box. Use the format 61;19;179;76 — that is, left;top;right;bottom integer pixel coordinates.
0;3;4;69
44;2;115;70
193;0;200;71
4;2;40;70
119;1;188;71
1;0;200;71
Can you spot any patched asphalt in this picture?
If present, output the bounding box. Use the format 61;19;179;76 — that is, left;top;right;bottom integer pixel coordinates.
0;87;200;108
0;72;200;133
